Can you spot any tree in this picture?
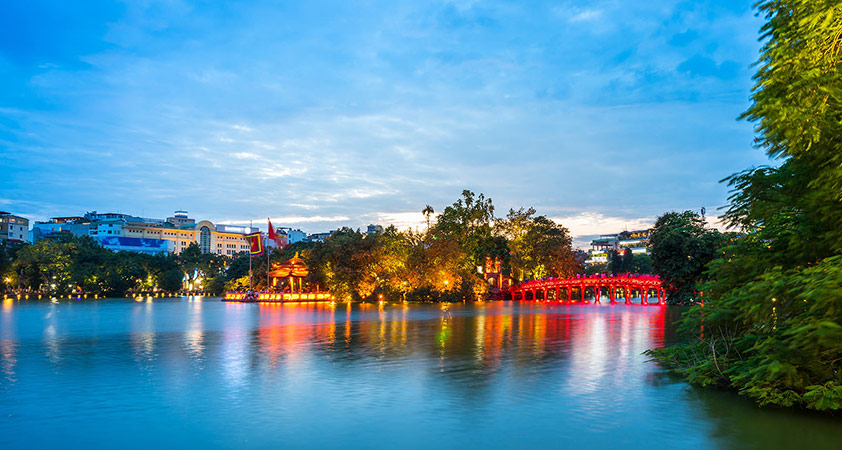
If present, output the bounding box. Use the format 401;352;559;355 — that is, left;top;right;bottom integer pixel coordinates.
422;205;434;230
158;269;184;293
649;211;725;305
497;207;581;281
306;227;380;301
631;253;652;274
648;1;842;411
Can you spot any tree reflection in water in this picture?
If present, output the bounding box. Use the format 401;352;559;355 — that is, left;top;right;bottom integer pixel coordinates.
0;299;839;449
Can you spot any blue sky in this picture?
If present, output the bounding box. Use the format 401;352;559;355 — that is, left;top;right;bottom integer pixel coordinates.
0;0;769;246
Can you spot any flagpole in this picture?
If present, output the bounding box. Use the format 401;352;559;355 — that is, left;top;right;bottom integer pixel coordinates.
267;218;271;292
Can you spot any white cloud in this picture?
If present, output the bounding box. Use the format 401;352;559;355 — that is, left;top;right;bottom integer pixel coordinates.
373;211;426;230
218;215;351;226
568;8;603;23
232;152;261;159
550;212;655;249
705;214;738;232
551;212;654;237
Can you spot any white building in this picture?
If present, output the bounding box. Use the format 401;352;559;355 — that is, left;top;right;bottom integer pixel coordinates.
0;212;29;243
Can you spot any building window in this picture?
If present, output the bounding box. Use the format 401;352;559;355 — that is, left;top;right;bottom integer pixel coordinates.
200;226;211;253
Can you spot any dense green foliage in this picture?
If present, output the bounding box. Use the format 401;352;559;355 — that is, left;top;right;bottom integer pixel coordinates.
3;191;581;301
2;237;232;296
649;211;730;305
302;191;582;302
648;0;842;411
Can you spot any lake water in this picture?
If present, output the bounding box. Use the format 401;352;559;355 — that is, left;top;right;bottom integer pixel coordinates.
1;298;840;449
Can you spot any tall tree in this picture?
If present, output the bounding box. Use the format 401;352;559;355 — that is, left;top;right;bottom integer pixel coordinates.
648;1;842;411
422;205;434;231
649;211;725;305
497;207;580;280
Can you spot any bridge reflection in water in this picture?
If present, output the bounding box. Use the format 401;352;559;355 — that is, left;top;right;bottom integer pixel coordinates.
2;299;840;449
236;301;671;381
510;274;666;305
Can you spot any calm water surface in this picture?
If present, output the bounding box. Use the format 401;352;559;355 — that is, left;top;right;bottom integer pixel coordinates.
0;298;840;449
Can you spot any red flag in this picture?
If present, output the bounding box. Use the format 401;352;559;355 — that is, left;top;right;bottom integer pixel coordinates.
267;218;285;248
246;232;264;256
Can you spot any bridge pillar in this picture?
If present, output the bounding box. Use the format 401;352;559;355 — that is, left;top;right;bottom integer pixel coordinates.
642;289;649;305
543;289;548;302
625;285;631;304
555;288;559;302
580;285;585;302
567;287;572;302
658;288;665;305
610;286;616;304
595;285;601;303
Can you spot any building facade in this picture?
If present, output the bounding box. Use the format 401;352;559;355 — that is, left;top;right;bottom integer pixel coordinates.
366;224;384;235
0;212;29;243
306;230;336;243
277;227;306;245
585;229;652;266
32;211;256;256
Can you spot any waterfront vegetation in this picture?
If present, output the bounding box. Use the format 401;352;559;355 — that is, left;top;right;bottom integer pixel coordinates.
646;0;842;412
648;210;735;306
0;190;582;301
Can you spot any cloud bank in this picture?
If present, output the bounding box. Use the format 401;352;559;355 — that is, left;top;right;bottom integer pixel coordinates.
0;0;769;239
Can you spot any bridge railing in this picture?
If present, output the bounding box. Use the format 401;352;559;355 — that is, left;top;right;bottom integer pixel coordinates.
509;273;665;305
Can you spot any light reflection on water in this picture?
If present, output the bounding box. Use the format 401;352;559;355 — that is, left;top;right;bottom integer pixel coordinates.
0;298;840;449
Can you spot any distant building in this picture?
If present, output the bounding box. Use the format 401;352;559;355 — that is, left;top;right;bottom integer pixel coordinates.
585;234;618;265
0;212;29;243
277;227;306;245
585;229;652;266
31;218;92;242
617;229;650;255
366;224;384;235
306;230;336;243
167;210;195;227
32;211;257;256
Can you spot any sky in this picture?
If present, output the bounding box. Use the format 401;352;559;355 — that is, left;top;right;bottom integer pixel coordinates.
0;0;771;248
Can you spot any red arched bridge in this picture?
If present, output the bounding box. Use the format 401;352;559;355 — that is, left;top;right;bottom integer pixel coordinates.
510;274;665;305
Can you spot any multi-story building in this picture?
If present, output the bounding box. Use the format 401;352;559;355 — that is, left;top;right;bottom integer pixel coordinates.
32;211;256;256
306;230;336;243
277;227;306;245
585;229;652;265
306;230;337;242
0;212;29;243
366;224;384;235
617;229;650;254
585;234;618;265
